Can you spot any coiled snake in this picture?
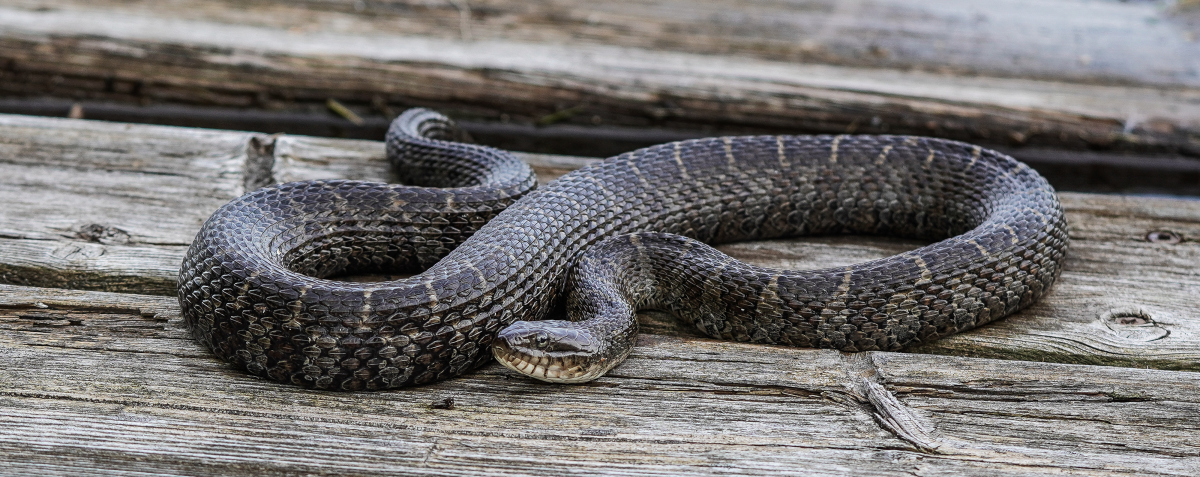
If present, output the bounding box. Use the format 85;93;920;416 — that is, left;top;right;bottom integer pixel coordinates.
178;109;1068;389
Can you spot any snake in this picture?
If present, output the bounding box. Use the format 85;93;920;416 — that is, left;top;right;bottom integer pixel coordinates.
178;108;1068;389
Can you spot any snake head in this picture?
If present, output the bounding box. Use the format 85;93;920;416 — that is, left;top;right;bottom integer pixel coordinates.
491;320;622;383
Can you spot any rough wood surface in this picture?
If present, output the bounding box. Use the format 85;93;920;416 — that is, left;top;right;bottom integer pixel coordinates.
1;114;1198;376
1;0;1198;156
10;0;1197;87
3;283;1200;476
1;4;1198;470
0;114;251;294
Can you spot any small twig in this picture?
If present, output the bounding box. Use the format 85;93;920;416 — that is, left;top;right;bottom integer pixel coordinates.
430;397;456;410
325;99;364;125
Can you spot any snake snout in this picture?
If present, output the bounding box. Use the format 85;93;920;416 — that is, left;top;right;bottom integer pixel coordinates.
491;320;608;383
495;320;601;355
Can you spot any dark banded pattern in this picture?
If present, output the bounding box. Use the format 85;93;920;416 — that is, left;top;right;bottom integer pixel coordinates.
179;109;1068;389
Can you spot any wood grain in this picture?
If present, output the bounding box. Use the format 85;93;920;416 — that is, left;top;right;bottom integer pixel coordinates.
0;115;251;294
4;0;1197;86
3;283;1200;475
0;1;1198;155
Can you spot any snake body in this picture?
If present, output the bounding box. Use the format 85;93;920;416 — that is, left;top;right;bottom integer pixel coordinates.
178;109;1068;389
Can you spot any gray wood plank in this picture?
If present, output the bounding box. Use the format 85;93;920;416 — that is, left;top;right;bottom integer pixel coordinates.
4;0;1197;87
2;284;1198;476
0;1;1197;154
0;114;252;294
1;114;1198;373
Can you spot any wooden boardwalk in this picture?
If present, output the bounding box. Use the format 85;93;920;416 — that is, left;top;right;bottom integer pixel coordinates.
1;0;1200;475
2;115;1199;475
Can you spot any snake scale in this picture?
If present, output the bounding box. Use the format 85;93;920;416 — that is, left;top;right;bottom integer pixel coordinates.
178;108;1068;389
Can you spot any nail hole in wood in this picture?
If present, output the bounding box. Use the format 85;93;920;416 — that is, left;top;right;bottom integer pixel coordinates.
1145;230;1181;244
1101;307;1169;341
1110;311;1150;326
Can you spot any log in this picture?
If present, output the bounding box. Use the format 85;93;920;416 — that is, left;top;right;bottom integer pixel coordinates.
0;0;1198;157
3;283;1200;475
0;113;1197;375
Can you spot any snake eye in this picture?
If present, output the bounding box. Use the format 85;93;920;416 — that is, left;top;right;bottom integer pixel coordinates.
534;332;550;349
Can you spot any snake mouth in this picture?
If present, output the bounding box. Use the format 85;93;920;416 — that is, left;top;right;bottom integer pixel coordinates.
491;341;606;383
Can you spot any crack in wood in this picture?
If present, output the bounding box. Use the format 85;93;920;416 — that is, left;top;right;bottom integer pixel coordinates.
838;353;946;454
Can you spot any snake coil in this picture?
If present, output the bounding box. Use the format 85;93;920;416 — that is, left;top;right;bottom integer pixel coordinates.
179;109;1068;389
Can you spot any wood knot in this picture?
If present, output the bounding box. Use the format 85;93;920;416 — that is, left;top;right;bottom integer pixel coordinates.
1145;230;1182;244
1101;307;1169;342
76;224;130;245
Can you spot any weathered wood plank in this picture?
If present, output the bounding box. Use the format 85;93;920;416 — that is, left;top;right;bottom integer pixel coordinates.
0;1;1198;155
2;283;1198;476
1;114;1198;373
4;0;1197;86
0;114;252;294
0;115;594;293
